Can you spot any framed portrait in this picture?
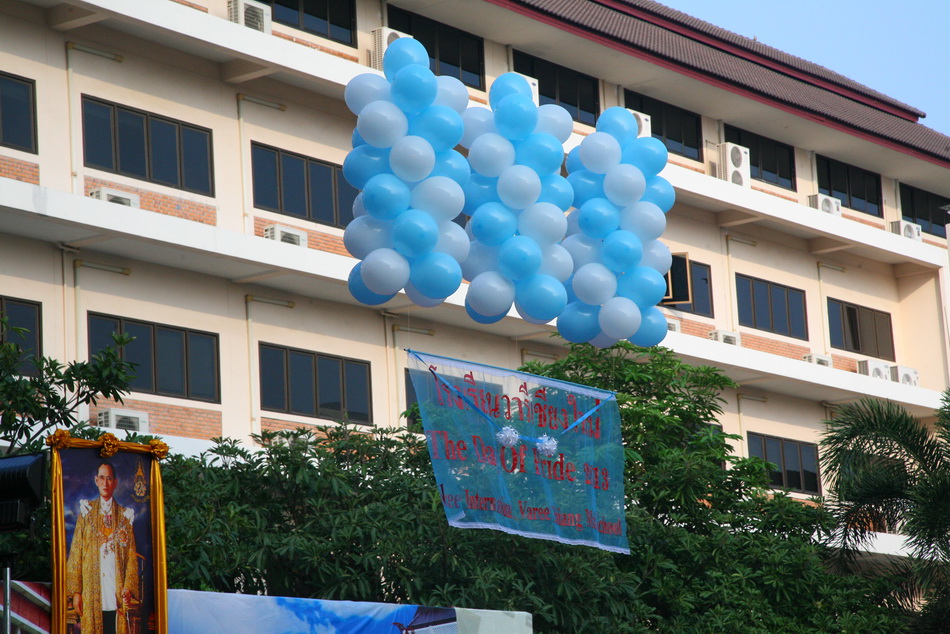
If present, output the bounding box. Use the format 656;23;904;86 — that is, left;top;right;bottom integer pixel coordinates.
47;431;169;634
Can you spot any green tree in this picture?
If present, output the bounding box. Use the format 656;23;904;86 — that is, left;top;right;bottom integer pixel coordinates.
821;394;950;631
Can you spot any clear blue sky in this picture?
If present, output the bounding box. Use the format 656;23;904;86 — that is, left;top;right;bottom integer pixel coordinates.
658;0;950;136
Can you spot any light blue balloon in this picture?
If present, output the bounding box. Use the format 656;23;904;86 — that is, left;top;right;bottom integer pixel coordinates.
489;73;534;110
409;105;464;152
494;94;538;141
515;133;564;175
389;135;435;183
468;132;515;177
616;266;667;308
561;233;601;271
589;332;619;349
497;165;541;209
534;103;573;143
538;174;574;211
362;173;411;220
628;306;668;347
599;296;642;340
596;107;638;146
383;37;429;81
460;107;495;148
343;214;392;259
357;100;409;148
462;174;500;216
578;197;620;239
466;298;507;324
620;201;666;242
498;236;542;281
409;252;463;299
515;301;553;325
391;64;438;115
600;230;643;273
622;136;669;178
515;274;568;322
518;202;567;246
434;75;470;114
343;145;390;189
641;176;675;212
557;301;602;343
467;271;515;316
344;73;392;114
392;208;439;258
348;262;396;306
430;149;471;187
411;176;464;222
565;146;583;173
461;240;499;281
406;280;445;307
471;202;517;247
351;128;366;148
566;170;605;207
603;163;646;207
360;247;410;295
572;262;617;306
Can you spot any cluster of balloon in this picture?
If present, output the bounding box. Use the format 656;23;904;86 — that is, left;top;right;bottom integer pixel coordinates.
342;37;674;348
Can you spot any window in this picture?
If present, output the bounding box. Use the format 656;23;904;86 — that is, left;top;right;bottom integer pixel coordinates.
81;96;214;196
724;125;795;190
900;183;949;238
736;274;807;339
388;7;484;89
260;344;372;424
251;142;357;228
513;52;598;125
664;255;713;317
0;296;41;376
748;432;820;494
0;72;36;153
827;299;894;361
625;90;702;160
269;0;355;46
816;155;881;217
88;314;219;402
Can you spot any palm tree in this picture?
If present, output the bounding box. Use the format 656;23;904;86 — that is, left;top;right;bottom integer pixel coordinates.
820;391;950;630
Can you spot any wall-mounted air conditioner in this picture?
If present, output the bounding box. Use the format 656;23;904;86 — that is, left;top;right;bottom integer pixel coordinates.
807;193;842;217
89;187;140;208
803;353;833;367
716;143;751;187
890;365;920;387
97;408;149;433
890;220;922;242
263;224;308;247
371;27;412;71
228;0;271;33
627;109;652;138
857;359;890;380
709;329;741;346
666;319;681;333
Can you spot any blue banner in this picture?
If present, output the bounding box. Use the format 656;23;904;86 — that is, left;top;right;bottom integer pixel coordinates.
408;350;628;554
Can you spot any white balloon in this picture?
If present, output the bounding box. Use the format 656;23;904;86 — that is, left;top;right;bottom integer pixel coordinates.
603;163;646;207
515;301;552;325
411;176;464;222
534;103;574;143
497;165;541;209
461;241;499;281
518;202;568;246
357;100;408;148
344;73;391;115
344;215;391;259
468;271;516;316
539;244;574;282
573;262;617;306
561;234;602;271
620;201;667;242
434;221;471;263
405;281;444;307
640;239;672;274
468;132;515;177
579;132;621;174
361;248;409;295
389;135;435;182
461;107;496;148
352;192;367;218
598;296;642;339
588;331;619;349
434;75;470;114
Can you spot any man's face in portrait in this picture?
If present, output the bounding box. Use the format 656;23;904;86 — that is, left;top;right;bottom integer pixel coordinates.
95;463;117;500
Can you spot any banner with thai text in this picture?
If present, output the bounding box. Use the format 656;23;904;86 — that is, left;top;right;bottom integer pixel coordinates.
408;350;628;554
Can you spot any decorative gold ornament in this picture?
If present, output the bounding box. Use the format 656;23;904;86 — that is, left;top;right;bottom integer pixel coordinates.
98;432;120;457
149;439;169;460
46;429;72;449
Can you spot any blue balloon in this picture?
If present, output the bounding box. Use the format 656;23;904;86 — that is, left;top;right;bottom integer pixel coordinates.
409;105;464;152
494;94;538;141
409;252;463;299
383;37;429;81
465;298;507;324
596;107;639;146
392;209;439;257
462;173;499;216
641;175;676;212
362;173;410;220
498;236;542;281
471;202;517;247
565;146;583;173
616;266;668;308
348;262;396;306
352;128;366;148
557;301;601;343
600;230;643;272
578;197;620;239
489;73;534;110
342;144;390;189
538;174;574;211
515;133;565;175
628;306;668;347
391;64;438;114
515;274;568;322
622;136;669;178
566;169;605;207
430;149;471;186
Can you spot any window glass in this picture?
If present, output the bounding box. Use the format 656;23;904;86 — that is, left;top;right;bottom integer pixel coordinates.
309;160;334;224
123;321;154;392
289;350;316;416
737;274;807;339
817;155;881;217
736;275;753;326
344;360;371;423
117;110;147;179
802;446;820;494
156;327;186;395
627;91;701;160
273;0;298;24
149;118;180;187
514;51;599;124
0;73;36;152
749;432;820;494
88;315;119;359
788;289;807;339
689;262;713;317
188;332;218;401
252;145;279;210
770;288;788;336
783;442;802;490
336;173;358;227
2;298;41;374
765;436;783;487
388;7;484;89
318;356;343;418
270;1;354;45
827;298;894;361
302;0;328;35
260;345;287;411
182;127;212;195
900;182;949;238
753;279;771;331
82;100;114;171
281;153;308;217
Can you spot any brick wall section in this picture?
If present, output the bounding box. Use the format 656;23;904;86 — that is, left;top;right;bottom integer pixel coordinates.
253;216;349;256
751;185;798;203
740;331;811;360
842;212;884;229
923;237;947;249
90;397;222;440
169;0;207;11
674;314;715;339
84;177;217;225
272;31;359;62
832;354;858;373
260;417;316;433
0;154;40;184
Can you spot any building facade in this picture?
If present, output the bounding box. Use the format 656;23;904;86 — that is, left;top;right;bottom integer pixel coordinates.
1;0;948;511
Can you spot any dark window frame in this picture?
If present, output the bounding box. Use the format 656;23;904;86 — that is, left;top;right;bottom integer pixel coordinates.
625;90;703;161
87;313;220;403
816;155;881;217
665;255;713;318
748;432;821;495
81;95;215;196
0;295;42;376
268;0;356;47
827;298;895;361
513;51;599;126
724;125;795;190
736;274;808;340
0;71;37;153
259;343;373;425
900;182;950;238
387;6;485;90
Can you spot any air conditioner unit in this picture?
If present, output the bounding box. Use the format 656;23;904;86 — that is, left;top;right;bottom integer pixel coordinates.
96;408;149;433
709;329;741;346
666;319;681;333
228;0;271;33
89;187;140;208
890;365;920;387
807;193;842;217
627;109;652;138
716;143;751;187
890;220;922;242
857;359;890;381
371;27;412;71
803;353;833;367
263;224;308;247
